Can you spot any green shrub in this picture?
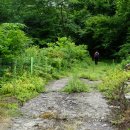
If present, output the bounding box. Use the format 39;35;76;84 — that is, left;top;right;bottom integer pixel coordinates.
0;23;32;76
0;73;45;103
98;66;128;100
63;76;89;93
16;37;90;78
121;55;130;69
0;23;31;60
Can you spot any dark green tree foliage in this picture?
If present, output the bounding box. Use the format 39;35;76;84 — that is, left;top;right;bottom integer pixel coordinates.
23;0;59;40
116;0;130;58
0;0;130;58
18;0;69;43
118;27;130;58
0;0;12;22
66;0;117;57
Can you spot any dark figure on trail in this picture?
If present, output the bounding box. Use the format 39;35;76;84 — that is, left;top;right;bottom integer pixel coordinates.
94;51;99;65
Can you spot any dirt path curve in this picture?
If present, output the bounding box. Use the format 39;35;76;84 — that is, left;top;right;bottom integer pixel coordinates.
7;78;117;130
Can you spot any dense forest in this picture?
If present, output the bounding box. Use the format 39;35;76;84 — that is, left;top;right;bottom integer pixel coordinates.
0;0;130;58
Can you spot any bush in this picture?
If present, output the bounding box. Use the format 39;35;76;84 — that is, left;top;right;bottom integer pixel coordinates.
16;37;90;77
63;76;89;93
0;23;31;60
0;73;45;103
121;55;130;69
98;66;128;100
0;23;32;76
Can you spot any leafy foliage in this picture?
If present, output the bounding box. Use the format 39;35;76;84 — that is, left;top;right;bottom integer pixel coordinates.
0;37;89;105
0;23;31;60
0;73;45;103
0;0;130;124
121;55;130;69
16;37;89;76
98;66;128;100
117;27;130;59
0;0;129;58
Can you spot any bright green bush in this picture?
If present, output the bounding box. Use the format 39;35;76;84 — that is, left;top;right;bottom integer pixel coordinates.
55;37;88;62
0;73;45;103
0;23;31;60
98;67;128;100
0;23;32;77
63;76;89;93
16;46;52;75
16;37;90;78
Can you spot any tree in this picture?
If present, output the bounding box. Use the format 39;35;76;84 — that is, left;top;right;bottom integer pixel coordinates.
0;23;31;60
0;0;129;59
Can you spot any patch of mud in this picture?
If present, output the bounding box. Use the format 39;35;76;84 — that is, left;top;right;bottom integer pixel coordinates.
7;78;117;130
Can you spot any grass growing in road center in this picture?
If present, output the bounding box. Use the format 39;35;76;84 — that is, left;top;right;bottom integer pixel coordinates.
63;76;89;93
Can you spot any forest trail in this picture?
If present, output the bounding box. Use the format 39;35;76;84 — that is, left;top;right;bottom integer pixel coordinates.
6;78;117;130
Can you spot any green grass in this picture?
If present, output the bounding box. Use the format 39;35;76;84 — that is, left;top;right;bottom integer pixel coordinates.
55;60;117;83
63;76;89;93
70;61;116;81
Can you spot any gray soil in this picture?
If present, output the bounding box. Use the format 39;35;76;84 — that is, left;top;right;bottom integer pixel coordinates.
5;78;117;130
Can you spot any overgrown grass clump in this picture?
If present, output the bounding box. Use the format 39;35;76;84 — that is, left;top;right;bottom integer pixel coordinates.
63;76;89;93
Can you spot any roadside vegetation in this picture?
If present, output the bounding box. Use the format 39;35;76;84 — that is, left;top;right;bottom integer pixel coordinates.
99;67;129;100
0;24;90;119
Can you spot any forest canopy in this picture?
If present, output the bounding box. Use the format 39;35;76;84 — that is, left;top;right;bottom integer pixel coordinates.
0;0;130;58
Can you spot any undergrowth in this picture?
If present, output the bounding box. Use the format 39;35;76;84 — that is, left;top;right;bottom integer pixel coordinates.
0;37;90;118
98;66;129;100
63;76;89;93
0;73;45;103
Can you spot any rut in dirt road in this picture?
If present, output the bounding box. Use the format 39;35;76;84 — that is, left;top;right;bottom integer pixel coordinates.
7;78;117;130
